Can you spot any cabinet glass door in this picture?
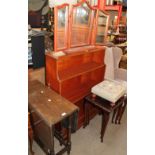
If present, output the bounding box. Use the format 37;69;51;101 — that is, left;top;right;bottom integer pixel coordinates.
54;4;69;51
70;1;95;47
95;10;109;44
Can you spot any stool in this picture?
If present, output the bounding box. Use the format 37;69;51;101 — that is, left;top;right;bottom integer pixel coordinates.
91;79;127;125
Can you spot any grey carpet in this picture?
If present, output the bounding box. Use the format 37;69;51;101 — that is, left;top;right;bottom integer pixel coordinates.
29;109;127;155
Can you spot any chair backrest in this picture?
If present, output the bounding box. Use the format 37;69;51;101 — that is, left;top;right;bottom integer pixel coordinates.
104;47;123;80
104;47;115;80
113;47;123;69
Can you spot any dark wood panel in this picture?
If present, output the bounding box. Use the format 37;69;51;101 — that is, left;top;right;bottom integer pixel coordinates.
29;80;78;126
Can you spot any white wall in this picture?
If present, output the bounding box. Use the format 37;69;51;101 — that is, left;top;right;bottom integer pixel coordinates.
49;0;78;8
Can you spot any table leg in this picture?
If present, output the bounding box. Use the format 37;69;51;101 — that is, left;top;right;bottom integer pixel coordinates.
115;104;122;124
48;151;55;155
115;96;127;124
67;116;72;155
112;109;117;123
83;99;89;128
49;126;55;155
100;111;110;143
118;98;127;124
28;131;34;155
28;112;34;155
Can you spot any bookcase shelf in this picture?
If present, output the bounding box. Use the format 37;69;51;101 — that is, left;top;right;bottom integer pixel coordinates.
104;5;122;11
58;62;104;81
60;66;105;102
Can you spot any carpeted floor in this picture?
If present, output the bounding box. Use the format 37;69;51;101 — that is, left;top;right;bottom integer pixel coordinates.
29;109;127;155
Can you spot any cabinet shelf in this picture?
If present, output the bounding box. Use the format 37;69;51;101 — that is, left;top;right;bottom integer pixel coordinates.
58;62;104;81
98;15;107;18
104;5;122;11
98;24;106;27
60;66;105;103
97;34;105;36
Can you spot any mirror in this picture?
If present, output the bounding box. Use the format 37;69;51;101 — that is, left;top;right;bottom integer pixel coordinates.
58;7;66;28
54;4;69;51
73;5;90;25
95;10;109;44
70;1;95;47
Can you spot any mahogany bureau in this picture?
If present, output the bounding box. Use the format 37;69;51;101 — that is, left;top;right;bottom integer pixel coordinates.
45;47;106;128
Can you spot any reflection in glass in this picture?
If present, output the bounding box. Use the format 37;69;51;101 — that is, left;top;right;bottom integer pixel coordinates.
96;11;109;44
107;10;118;27
96;36;104;43
71;2;93;47
73;5;90;25
55;5;69;51
58;8;66;28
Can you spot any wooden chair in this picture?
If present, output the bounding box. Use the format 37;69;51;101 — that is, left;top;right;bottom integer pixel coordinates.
104;47;127;124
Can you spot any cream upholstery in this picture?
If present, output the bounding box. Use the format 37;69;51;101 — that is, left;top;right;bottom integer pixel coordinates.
91;79;126;103
105;47;127;82
104;47;115;80
91;47;127;102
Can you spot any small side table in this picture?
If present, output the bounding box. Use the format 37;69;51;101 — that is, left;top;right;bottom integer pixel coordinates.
83;93;126;142
29;80;79;155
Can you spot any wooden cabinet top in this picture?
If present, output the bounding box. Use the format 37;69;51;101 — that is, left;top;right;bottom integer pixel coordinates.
46;45;106;59
28;80;79;126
